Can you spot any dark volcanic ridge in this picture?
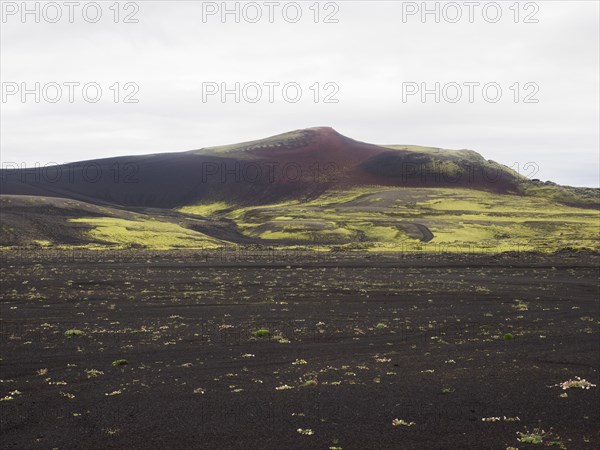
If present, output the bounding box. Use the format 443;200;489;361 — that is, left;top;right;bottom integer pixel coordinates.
1;127;523;209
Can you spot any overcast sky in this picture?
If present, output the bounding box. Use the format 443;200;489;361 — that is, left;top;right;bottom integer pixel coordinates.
1;1;598;186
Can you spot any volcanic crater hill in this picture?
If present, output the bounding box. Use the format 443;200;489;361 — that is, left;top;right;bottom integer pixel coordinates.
1;127;598;250
0;127;522;209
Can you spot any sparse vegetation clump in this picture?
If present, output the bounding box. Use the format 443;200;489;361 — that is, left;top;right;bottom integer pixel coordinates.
177;201;231;217
253;329;270;338
111;359;128;367
297;428;314;436
84;369;104;378
512;300;529;311
516;428;564;448
274;335;290;344
392;418;416;427
552;376;596;390
301;379;318;388
64;329;84;337
105;389;123;396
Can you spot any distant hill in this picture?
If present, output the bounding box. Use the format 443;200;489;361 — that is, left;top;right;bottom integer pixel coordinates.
1;128;598;250
1;127;526;208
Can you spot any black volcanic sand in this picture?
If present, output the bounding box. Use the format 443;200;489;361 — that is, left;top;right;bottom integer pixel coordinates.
0;250;598;450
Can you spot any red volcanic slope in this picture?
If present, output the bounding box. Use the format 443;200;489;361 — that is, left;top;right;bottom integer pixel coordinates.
233;127;390;187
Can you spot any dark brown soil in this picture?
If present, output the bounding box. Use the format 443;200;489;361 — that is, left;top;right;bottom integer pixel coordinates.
1;250;598;449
